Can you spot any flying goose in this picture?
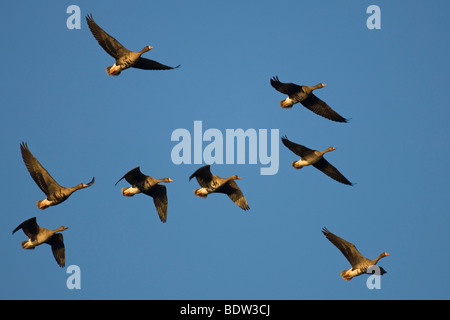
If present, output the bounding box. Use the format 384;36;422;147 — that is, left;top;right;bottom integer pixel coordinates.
189;165;250;211
115;166;173;223
270;76;348;123
20;142;95;209
322;227;389;281
86;14;180;76
281;136;353;186
12;217;67;267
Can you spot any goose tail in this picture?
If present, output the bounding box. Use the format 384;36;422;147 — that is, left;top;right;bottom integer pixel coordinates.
194;189;208;199
21;241;35;250
106;65;121;76
280;98;293;108
36;200;49;209
340;270;353;281
291;161;303;169
121;187;135;197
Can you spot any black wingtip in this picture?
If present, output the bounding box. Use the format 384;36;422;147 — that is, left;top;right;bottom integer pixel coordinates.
270;75;279;86
330;115;350;123
280;135;291;146
336;117;349;123
114;176;124;186
86;177;95;187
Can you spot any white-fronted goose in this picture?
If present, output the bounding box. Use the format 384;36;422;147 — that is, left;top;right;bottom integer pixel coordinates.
189;165;250;211
115;166;173;223
270;76;348;123
20;142;95;209
86;14;180;76
322;227;389;281
12;217;67;267
281;136;353;186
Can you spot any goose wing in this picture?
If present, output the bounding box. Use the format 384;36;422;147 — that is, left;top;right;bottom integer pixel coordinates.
216;181;250;211
132;58;180;70
115;166;147;186
20;142;62;196
12;217;39;239
270;76;302;95
313;158;353;186
86;14;130;59
281;136;314;157
322;227;366;267
301;94;348;123
144;185;168;223
46;233;66;267
189;165;214;188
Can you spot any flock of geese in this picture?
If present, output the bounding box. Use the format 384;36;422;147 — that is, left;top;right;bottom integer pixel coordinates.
12;14;389;282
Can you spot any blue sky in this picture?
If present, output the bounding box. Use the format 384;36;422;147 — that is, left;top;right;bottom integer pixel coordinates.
1;0;449;300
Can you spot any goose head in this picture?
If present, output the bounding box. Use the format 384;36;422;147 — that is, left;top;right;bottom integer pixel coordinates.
373;252;389;264
315;83;326;89
141;45;153;53
77;183;90;189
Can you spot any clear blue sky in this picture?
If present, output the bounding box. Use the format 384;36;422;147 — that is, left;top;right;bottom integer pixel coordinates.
1;0;449;300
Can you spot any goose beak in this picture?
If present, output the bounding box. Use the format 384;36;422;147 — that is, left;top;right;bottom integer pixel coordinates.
237;177;242;180
148;46;154;50
168;178;174;182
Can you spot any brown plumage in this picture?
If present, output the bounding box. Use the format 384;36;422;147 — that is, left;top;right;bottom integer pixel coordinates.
322;227;389;281
20;142;95;209
86;14;180;76
115;166;173;223
281;136;353;186
270;76;348;123
189;165;250;211
12;217;67;267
